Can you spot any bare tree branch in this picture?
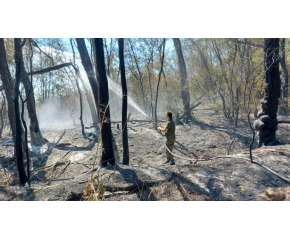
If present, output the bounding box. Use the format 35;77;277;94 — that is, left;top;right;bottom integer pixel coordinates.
29;62;72;75
30;38;55;65
227;38;264;48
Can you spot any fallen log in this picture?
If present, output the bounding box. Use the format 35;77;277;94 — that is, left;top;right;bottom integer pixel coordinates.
66;172;175;201
278;121;290;124
103;173;174;192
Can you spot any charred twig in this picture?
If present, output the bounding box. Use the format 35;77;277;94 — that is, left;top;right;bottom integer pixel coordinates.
227;138;236;155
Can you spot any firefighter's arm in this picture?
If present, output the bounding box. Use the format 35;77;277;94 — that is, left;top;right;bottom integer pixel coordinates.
157;125;168;132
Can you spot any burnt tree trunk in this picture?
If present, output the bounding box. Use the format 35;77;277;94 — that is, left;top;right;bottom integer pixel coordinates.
0;38;17;143
17;40;46;146
75;38;99;126
253;38;281;147
118;38;129;165
14;38;27;184
173;38;192;123
93;38;115;167
280;38;288;110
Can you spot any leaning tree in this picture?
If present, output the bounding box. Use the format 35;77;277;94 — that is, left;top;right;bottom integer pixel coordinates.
253;38;281;146
75;38;100;125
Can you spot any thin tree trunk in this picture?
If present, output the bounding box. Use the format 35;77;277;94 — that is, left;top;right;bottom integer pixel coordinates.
173;38;192;123
14;38;27;185
75;38;100;125
20;47;46;146
191;39;228;117
253;38;281;146
129;39;148;115
280;38;288;110
155;39;166;128
118;38;129;165
93;38;115;167
73;67;85;136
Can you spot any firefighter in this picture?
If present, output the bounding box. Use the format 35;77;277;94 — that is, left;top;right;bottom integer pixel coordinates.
157;111;176;165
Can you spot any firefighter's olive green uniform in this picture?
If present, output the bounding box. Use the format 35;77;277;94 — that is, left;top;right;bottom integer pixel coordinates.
165;118;175;160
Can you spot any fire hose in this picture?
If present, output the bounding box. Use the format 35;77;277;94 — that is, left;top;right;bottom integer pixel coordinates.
154;121;290;184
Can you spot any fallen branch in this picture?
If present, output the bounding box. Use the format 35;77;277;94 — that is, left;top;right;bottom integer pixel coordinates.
103;173;173;192
179;102;201;119
278;121;290;124
66;172;174;200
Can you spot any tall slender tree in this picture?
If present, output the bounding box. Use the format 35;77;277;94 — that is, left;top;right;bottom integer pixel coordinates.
280;38;288;110
0;38;17;143
173;38;193;123
118;38;129;165
75;38;100;125
92;38;115;167
14;38;27;184
20;39;46;146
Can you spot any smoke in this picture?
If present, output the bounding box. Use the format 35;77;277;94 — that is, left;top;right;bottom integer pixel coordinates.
107;76;148;118
36;98;90;131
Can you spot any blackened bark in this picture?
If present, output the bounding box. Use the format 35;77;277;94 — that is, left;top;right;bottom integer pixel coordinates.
173;38;192;123
75;38;100;126
93;38;115;167
20;45;46;146
14;38;27;184
280;38;288;109
253;38;281;146
0;38;17;142
118;38;129;165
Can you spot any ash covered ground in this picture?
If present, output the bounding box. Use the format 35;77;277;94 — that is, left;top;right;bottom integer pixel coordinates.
1;110;290;201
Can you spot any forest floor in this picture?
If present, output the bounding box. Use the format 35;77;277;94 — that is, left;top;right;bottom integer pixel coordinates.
1;110;290;201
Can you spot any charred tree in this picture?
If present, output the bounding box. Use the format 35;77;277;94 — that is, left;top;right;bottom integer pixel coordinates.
253;38;281;147
118;38;129;165
14;38;27;184
19;41;35;185
19;40;46;146
280;38;288;110
93;38;115;167
75;38;100;126
0;38;17;142
173;38;192;123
